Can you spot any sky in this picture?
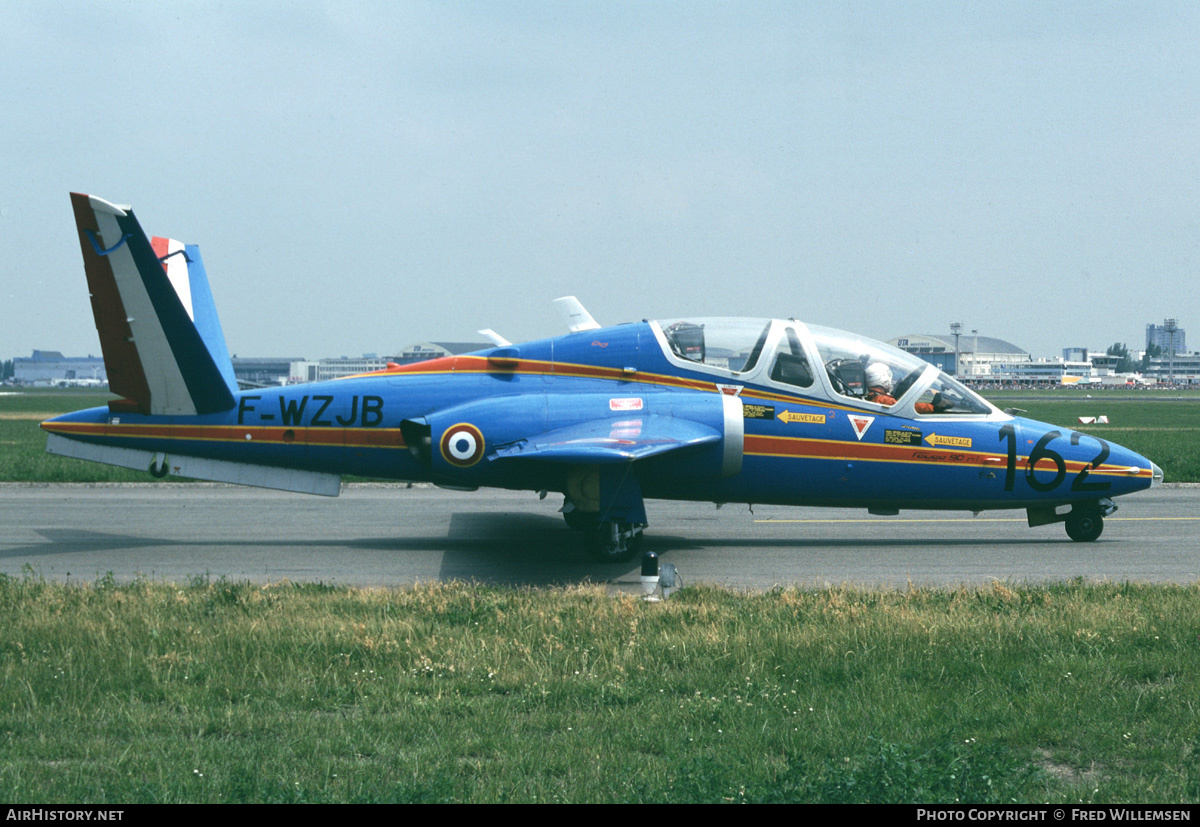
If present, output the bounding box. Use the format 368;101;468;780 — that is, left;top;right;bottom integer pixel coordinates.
2;1;1198;362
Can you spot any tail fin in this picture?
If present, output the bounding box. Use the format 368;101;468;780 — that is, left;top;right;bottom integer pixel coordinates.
149;235;239;394
70;193;237;415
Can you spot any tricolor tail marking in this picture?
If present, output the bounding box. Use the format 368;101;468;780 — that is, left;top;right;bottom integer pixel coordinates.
70;193;236;416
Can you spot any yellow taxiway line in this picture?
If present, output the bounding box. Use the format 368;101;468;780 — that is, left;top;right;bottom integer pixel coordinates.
754;516;1200;524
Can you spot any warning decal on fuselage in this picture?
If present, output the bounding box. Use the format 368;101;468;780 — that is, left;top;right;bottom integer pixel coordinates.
742;404;775;420
847;415;875;441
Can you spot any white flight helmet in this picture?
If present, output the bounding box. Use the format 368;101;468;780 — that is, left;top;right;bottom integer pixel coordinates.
865;362;893;392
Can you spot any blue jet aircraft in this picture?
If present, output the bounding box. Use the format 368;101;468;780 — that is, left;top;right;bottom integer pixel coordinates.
43;194;1164;561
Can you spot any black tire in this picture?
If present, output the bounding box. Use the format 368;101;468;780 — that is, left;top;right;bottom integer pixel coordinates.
586;521;644;563
563;509;599;531
1065;509;1103;542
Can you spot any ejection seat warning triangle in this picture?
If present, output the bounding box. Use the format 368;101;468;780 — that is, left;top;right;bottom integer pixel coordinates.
848;415;875;441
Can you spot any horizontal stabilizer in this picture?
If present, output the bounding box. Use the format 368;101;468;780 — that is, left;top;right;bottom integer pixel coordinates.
46;433;342;496
70;193;237;416
490;415;720;464
478;328;512;347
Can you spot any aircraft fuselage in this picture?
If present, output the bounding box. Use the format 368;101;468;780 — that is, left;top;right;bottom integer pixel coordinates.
44;320;1159;513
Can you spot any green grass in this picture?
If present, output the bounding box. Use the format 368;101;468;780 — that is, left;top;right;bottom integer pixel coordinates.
0;390;148;482
2;575;1198;803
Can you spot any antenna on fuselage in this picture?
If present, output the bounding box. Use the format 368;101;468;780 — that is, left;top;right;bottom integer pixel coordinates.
553;296;601;333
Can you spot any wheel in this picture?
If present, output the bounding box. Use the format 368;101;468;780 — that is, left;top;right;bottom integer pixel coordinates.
563;509;599;531
148;454;170;478
1065;509;1103;542
561;496;599;530
586;521;645;563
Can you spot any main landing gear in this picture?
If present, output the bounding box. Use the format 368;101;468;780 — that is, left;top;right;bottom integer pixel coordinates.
562;498;647;563
562;466;649;563
586;520;646;563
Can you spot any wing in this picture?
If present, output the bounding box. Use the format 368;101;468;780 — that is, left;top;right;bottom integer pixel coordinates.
490;415;721;464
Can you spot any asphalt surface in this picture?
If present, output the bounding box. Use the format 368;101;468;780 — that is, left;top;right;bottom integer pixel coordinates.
2;483;1197;591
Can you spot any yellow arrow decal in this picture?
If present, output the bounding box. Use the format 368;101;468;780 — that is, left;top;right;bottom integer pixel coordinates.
778;410;826;425
924;433;972;448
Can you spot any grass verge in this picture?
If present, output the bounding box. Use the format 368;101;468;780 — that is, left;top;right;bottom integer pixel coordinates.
2;575;1198;803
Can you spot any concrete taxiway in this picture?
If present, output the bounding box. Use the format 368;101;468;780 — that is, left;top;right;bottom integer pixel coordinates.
1;483;1197;590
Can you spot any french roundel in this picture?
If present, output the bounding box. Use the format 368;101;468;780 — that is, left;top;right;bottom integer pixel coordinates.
440;422;485;467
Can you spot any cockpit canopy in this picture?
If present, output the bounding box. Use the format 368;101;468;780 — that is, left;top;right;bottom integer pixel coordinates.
652;318;997;416
658;318;773;374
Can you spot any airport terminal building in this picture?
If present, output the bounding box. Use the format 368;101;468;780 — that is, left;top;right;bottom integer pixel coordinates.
8;342;492;389
13;350;106;386
1144;353;1200;385
886;334;1144;385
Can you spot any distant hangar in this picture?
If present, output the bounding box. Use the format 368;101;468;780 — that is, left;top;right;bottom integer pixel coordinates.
888;334;1030;378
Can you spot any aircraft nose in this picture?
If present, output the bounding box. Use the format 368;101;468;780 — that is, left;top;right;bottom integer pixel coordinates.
1151;461;1164;488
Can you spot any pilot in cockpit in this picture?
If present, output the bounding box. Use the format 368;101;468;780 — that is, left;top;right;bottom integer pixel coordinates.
865;361;953;414
864;363;898;406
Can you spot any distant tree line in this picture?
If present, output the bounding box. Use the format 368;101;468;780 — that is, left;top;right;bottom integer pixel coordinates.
1106;342;1161;373
1;359;12;381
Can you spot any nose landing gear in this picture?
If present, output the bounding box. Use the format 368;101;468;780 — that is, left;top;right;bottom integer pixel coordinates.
1064;505;1104;542
1027;498;1116;542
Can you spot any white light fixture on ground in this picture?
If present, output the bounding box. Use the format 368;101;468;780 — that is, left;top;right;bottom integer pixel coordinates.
640;552;660;602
